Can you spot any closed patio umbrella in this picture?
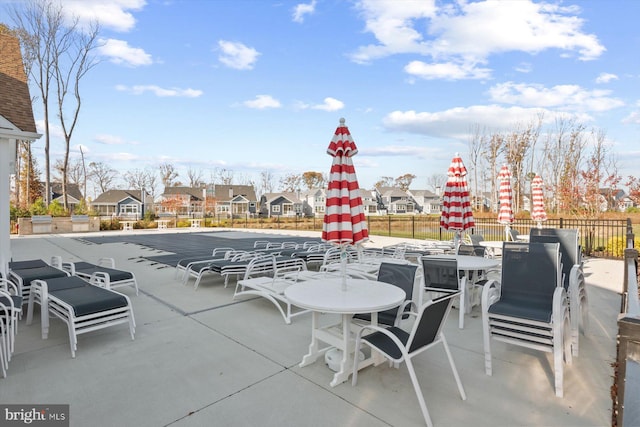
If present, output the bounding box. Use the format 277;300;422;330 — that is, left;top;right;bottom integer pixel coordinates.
498;164;514;240
440;153;474;247
531;174;548;228
322;118;369;289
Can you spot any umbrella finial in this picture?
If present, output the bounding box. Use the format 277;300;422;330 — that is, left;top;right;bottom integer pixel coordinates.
339;117;345;126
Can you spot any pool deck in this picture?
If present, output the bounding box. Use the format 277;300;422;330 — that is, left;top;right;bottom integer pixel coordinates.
1;228;623;427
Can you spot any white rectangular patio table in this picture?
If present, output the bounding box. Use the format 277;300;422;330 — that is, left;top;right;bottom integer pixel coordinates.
284;277;406;387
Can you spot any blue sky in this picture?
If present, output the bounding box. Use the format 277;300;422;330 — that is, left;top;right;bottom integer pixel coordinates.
4;0;640;194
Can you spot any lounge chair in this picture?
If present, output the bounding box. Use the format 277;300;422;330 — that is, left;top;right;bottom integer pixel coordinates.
186;251;265;289
26;275;135;358
175;247;235;282
8;259;69;298
352;290;466;427
0;278;22;357
529;228;588;356
481;241;571;397
233;255;309;324
52;256;139;296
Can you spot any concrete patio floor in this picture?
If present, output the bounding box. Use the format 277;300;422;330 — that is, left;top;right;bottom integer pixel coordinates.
1;228;622;427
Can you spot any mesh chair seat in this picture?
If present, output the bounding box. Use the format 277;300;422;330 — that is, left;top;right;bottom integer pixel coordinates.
51;286;129;317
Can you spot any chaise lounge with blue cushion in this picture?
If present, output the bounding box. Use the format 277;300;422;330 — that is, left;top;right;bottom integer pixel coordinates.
26;275;135;358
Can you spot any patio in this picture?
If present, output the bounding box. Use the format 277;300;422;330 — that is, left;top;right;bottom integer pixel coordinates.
1;228;620;426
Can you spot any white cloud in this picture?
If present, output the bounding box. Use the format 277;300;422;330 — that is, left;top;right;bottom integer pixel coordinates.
312;97;344;111
622;111;640;125
243;95;281;109
94;134;135;145
35;119;64;139
292;0;317;23
382;105;590;139
116;84;203;97
595;72;619;84
514;62;533;73
404;60;491;80
217;40;260;70
98;38;153;67
62;0;146;32
351;0;604;78
489;82;624;112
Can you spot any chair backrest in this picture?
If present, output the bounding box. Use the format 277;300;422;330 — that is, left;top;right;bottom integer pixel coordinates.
377;262;418;301
529;228;579;289
469;234;484;245
408;290;459;353
421;257;459;291
507;228;519;241
456;244;486;257
500;242;561;306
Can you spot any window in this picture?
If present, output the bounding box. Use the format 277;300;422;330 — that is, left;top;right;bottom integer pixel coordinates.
272;205;280;213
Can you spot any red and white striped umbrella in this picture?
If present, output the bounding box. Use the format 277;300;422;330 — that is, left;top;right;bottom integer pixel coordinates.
322;118;369;247
440;153;474;244
497;164;514;226
531;174;548;228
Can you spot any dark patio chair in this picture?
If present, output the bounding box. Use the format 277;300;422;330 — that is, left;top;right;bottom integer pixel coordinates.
352;290;466;427
53;256;139;296
529;228;587;356
352;262;418;327
8;259;69;299
481;241;571;397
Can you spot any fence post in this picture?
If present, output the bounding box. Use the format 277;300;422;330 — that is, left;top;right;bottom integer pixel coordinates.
412;216;415;239
388;215;391;236
627;218;635;249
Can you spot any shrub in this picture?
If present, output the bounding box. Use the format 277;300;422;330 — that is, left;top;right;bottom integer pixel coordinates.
29;198;48;216
605;236;639;258
47;199;67;217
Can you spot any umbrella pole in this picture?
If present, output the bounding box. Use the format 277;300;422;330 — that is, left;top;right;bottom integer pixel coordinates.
340;245;348;291
505;225;511;241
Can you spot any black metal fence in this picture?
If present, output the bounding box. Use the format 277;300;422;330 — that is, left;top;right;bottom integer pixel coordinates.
210;214;632;259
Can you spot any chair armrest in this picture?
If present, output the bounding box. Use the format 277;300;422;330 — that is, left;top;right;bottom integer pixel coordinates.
0;278;19;295
97;257;116;268
480;279;501;312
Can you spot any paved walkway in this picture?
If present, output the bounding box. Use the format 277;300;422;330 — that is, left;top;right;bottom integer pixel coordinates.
1;228;623;426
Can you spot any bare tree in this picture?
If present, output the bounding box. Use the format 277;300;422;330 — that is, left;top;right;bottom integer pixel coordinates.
279;173;303;192
9;0;64;205
374;176;394;188
503;118;541;212
212;167;234;185
482;134;504;212
186;167;204;187
159;162;178;187
258;170;275;196
10;1;100;209
426;173;447;194
468;124;486;209
87;161;117;196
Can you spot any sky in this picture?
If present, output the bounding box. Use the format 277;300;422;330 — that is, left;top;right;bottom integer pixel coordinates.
3;0;640;196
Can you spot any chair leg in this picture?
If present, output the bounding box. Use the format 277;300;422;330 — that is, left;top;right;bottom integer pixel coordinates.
441;335;467;400
405;357;434;427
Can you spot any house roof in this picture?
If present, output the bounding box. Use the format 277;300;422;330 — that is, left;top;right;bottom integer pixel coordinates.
262;192;302;204
0;33;37;135
408;189;438;199
213;185;257;202
92;189;143;204
44;182;84;202
377;186;408;198
162;186;205;201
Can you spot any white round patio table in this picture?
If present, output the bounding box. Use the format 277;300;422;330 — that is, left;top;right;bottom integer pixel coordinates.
285;277;405;387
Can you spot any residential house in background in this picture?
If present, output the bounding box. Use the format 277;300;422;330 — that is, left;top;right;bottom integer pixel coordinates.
210;184;258;218
156;186;205;218
375;186;416;214
259;192;303;217
91;189;150;219
407;189;441;214
359;188;379;215
298;188;326;217
599;188;634;212
46;182;84;212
